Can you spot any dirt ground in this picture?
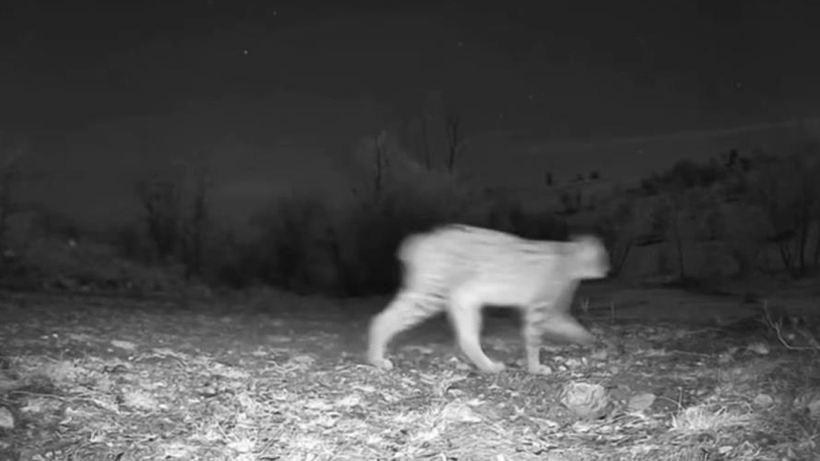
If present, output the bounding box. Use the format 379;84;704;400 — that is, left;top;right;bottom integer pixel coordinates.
0;282;818;460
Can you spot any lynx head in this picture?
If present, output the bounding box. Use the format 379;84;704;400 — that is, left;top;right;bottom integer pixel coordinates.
567;234;610;280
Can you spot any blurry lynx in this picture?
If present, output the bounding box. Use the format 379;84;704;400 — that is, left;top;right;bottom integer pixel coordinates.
367;224;610;374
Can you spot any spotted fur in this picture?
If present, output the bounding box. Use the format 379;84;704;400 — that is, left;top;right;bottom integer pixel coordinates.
367;224;610;374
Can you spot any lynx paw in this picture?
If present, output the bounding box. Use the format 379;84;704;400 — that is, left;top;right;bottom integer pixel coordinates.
526;364;554;375
479;360;506;374
368;356;395;370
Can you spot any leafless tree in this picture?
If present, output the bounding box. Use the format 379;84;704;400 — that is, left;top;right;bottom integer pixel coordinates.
651;190;693;280
420;110;432;170
445;114;465;174
179;151;213;279
371;130;387;198
751;150;820;278
135;176;181;264
596;198;639;277
135;152;214;277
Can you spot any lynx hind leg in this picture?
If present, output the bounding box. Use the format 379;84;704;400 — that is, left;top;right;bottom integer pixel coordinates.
367;290;444;370
450;287;505;373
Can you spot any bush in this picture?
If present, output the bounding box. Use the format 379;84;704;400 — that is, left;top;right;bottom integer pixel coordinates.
0;231;187;295
199;233;261;290
240;180;582;297
244;184;459;296
487;198;568;241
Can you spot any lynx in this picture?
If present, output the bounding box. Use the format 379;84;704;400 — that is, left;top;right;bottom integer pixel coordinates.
367;224;610;374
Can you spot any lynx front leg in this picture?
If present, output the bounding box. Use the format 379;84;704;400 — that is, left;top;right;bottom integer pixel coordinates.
449;287;505;373
522;308;553;375
367;291;443;370
522;305;596;374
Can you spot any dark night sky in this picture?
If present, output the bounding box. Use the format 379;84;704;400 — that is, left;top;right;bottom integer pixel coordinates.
2;0;819;227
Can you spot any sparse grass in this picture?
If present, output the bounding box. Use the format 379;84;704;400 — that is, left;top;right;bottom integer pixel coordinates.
0;287;819;461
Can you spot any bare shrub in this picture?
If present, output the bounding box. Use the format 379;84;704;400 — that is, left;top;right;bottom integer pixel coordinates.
594;195;643;277
245;126;479;296
249;192;328;293
713;202;771;278
747;146;820;278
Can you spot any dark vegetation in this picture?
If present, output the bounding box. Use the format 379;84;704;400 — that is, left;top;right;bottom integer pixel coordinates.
1;123;820;300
